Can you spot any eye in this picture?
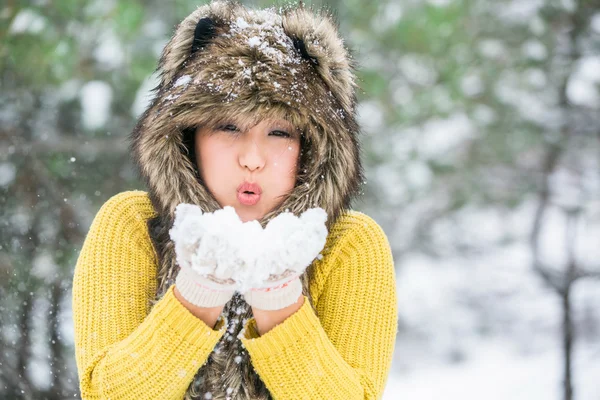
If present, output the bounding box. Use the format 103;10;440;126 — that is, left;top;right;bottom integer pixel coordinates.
270;130;291;138
219;124;239;132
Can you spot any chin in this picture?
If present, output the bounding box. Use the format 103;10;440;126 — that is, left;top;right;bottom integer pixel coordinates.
236;208;264;223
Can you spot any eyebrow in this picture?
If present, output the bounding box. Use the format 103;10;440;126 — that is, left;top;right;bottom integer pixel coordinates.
269;123;294;131
265;119;296;131
211;116;299;134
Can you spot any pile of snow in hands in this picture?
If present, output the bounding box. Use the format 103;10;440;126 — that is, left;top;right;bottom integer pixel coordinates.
169;204;328;292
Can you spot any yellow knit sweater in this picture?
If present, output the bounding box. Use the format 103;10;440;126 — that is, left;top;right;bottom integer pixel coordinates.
72;191;397;399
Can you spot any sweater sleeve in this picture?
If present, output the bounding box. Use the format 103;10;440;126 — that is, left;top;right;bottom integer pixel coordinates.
72;191;227;400
238;213;398;399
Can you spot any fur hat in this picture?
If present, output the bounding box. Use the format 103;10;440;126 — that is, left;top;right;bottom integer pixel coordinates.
128;1;363;398
131;0;362;228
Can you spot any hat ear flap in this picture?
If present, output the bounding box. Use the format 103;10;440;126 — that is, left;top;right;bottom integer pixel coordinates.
283;9;357;115
155;1;238;88
191;17;218;54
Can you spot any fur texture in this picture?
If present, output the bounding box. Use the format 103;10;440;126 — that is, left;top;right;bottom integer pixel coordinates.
128;1;363;398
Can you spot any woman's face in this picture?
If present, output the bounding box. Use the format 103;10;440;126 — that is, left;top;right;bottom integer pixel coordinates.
195;118;301;222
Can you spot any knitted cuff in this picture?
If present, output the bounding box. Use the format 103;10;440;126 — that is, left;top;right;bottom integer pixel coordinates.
242;277;302;311
175;267;235;308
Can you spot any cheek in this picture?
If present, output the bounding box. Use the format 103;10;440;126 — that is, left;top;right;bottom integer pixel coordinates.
271;142;300;183
196;136;229;179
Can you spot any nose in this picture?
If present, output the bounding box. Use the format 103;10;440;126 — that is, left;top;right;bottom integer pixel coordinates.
238;134;265;172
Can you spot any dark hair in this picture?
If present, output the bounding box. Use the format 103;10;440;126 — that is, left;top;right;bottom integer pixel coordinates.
181;127;201;180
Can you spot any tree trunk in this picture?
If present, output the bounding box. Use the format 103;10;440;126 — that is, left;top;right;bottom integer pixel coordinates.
562;285;573;400
15;289;34;398
47;282;63;400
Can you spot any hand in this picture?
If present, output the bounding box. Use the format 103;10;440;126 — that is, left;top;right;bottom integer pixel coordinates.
170;204;242;307
240;208;328;311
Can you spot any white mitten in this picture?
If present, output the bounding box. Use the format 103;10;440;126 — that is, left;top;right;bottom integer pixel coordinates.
170;204;242;307
241;208;328;310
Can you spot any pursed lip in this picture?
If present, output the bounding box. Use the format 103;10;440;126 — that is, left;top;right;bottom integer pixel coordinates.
237;181;263;195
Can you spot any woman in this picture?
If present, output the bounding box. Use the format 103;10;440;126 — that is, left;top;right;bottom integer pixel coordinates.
72;1;397;399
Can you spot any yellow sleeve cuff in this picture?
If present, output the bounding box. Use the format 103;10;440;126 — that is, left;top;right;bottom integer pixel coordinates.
238;295;320;357
158;285;228;344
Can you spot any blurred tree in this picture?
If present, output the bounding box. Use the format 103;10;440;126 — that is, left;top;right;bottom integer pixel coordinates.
0;0;212;397
356;1;600;399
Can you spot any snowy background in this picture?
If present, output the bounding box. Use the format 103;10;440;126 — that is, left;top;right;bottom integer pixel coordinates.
1;0;600;399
